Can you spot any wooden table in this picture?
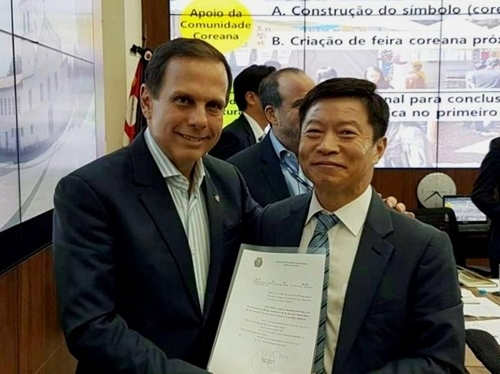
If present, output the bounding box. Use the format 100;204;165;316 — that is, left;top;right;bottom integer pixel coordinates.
466;346;491;374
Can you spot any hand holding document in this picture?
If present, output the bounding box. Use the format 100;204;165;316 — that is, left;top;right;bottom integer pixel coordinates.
208;247;326;374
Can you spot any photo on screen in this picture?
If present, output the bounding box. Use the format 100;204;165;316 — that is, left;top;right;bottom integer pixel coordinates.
0;32;21;231
169;0;500;168
0;0;99;273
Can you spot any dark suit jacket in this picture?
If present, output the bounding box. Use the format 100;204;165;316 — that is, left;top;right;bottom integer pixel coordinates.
227;134;290;206
256;191;465;373
53;132;260;373
209;114;256;160
472;136;500;263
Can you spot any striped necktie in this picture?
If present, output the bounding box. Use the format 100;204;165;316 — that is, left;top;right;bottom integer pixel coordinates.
307;213;340;374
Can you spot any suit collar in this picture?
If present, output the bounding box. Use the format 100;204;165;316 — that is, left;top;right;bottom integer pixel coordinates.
129;131;171;187
289;193;315;217
261;188;395;372
333;191;395;373
241;112;264;142
306;186;372;236
138;176;202;315
130;134;223;319
200;163;224;322
259;135;291;201
231;113;256;146
269;194;312;246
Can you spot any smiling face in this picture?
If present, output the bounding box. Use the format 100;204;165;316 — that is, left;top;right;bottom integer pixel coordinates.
299;97;386;204
140;57;228;178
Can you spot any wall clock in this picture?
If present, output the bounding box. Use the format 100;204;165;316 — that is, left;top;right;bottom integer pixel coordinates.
417;172;457;208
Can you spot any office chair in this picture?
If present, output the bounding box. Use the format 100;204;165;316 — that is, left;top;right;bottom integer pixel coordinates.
466;329;500;374
412;207;465;266
412;207;492;276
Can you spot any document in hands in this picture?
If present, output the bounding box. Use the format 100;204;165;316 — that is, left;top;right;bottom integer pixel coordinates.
208;248;326;374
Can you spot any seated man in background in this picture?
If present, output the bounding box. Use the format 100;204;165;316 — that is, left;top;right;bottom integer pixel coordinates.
472;136;500;278
209;64;275;160
256;77;464;373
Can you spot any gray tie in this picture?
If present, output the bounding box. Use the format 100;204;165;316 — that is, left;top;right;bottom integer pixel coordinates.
307;213;340;374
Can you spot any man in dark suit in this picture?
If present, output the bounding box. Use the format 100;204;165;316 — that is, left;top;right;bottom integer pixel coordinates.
472;136;500;277
228;68;316;206
53;38;260;373
209;64;275;160
256;78;464;373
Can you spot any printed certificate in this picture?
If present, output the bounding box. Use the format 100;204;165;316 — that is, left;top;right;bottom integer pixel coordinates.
208;247;325;374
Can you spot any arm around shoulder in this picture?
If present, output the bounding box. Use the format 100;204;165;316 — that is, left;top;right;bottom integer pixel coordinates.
53;175;208;374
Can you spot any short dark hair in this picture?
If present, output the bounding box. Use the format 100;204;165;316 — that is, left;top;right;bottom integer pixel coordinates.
298;78;389;140
233;65;276;111
258;67;304;109
144;38;233;104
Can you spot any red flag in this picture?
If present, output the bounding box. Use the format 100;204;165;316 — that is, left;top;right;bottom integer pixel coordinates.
123;59;144;146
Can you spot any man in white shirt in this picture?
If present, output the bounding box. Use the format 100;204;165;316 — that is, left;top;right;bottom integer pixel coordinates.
210;64;275;160
53;38;261;374
256;77;464;373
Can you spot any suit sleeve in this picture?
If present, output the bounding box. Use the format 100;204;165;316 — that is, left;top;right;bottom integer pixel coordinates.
367;230;465;374
471;145;500;222
53;175;208;374
210;131;244;160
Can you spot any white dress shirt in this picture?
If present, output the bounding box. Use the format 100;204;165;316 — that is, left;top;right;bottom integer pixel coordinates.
144;128;210;311
242;112;264;142
299;186;372;374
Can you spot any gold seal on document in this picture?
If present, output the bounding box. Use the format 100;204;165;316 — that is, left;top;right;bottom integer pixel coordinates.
254;257;263;268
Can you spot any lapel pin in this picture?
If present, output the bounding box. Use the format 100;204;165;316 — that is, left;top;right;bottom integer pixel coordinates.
214;194;220;203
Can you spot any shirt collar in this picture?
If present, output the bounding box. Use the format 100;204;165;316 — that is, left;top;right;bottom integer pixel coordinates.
305;186;372;236
144;127;206;191
242;112;264;141
269;129;294;159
